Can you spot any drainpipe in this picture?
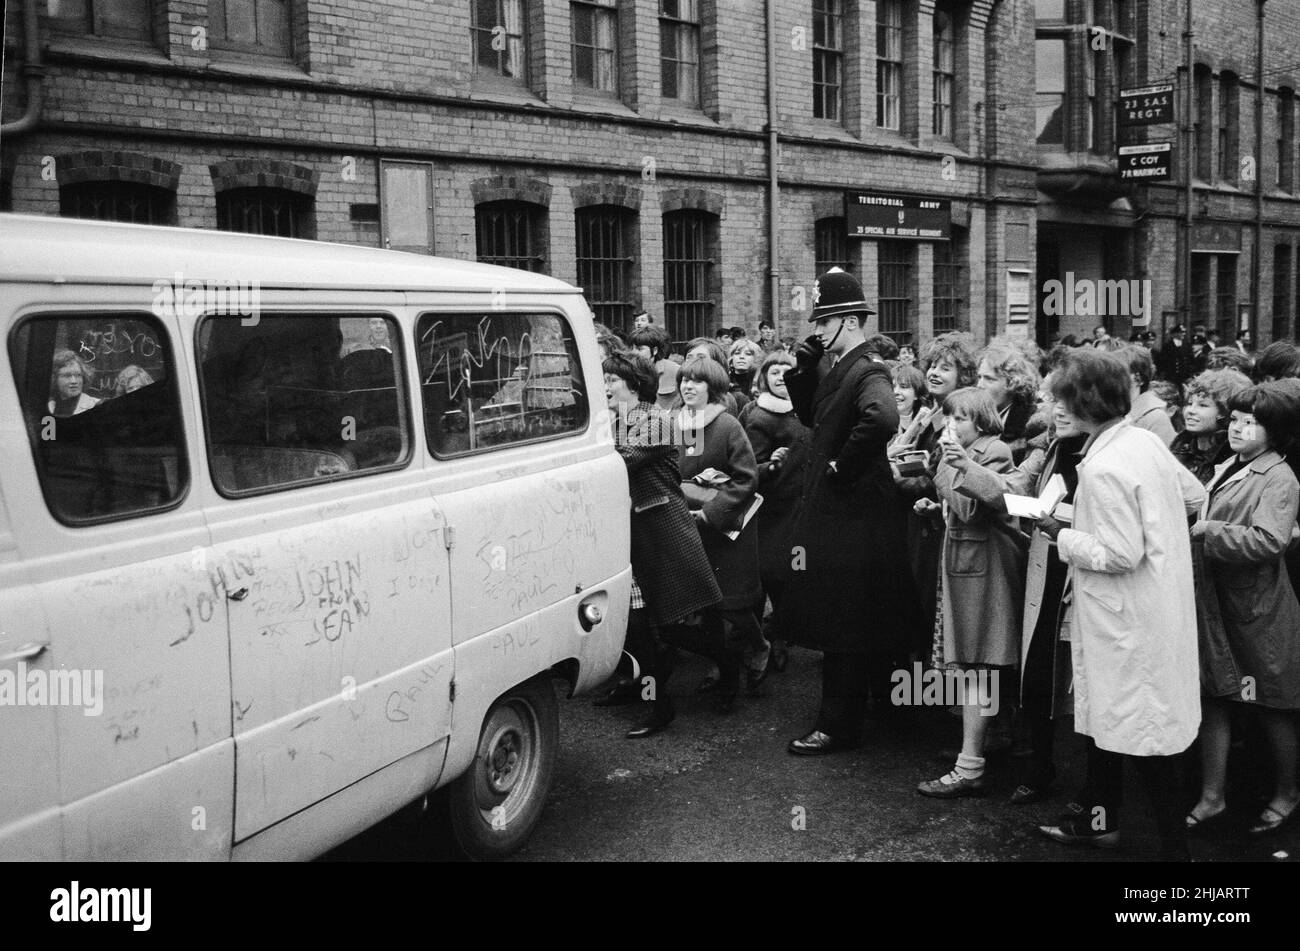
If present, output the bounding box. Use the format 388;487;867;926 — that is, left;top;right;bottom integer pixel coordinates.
0;0;45;137
1182;0;1194;325
765;0;781;336
1253;0;1265;341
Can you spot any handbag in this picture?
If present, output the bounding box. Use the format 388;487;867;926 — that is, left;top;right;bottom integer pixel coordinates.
680;467;732;511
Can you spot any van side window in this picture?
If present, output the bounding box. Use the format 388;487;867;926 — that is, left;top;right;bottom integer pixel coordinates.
196;314;410;494
8;314;188;524
416;312;588;456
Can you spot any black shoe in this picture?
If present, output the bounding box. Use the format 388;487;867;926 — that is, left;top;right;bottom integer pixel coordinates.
1010;782;1053;806
745;665;769;697
592;681;637;707
1037;817;1121;849
626;713;674;739
787;730;857;756
770;647;789;673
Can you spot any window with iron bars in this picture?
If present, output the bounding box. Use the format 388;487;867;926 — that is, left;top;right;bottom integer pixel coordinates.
663;210;717;347
814;217;851;276
576;205;635;330
876;0;903;130
659;0;701;106
933;10;955;139
60;181;176;225
476;200;547;272
877;240;914;345
1191;253;1212;329
472;0;527;81
572;0;618;93
813;0;843;122
47;0;152;40
216;187;313;238
932;240;963;333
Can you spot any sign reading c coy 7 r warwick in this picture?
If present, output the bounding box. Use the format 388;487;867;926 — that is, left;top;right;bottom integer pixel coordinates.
845;192;951;241
1118;142;1173;181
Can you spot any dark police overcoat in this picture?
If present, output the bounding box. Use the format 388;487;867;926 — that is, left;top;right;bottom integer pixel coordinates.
776;343;921;656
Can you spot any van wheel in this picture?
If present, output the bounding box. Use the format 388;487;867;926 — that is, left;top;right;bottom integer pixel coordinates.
446;676;558;859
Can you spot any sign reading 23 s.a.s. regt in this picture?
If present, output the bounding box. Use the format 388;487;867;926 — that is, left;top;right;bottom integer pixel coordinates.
1118;142;1173;181
1117;84;1174;126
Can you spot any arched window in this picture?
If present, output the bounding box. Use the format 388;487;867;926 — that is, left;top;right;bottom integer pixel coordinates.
60;181;175;225
575;205;636;329
476;200;548;272
217;187;313;238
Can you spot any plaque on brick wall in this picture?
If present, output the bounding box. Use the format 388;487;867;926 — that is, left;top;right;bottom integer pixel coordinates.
1193;223;1242;253
845;192;951;241
1118;143;1173;181
1117;84;1175;127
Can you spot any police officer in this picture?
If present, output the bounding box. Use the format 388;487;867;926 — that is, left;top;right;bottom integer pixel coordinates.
780;269;921;754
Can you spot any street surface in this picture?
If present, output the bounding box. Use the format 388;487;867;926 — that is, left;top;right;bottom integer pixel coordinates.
327;648;1298;862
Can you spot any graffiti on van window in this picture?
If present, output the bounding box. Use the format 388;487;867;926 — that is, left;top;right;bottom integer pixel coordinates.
52;319;170;401
419;315;583;453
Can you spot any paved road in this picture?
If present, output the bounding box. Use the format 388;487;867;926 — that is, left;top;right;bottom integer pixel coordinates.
326;648;1298;862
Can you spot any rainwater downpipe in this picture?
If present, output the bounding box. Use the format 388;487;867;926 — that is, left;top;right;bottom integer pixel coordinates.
766;0;781;335
1;0;46;138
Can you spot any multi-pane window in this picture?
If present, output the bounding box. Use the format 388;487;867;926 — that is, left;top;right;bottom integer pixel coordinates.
46;0;152;39
877;241;913;345
217;187;313;238
60;181;175;225
663;210;716;346
1195;66;1214;181
1219;73;1239;182
933;240;963;333
814;217;850;276
1273;245;1293;343
209;0;292;57
572;0;618;93
1088;48;1106;153
932;11;955;138
813;0;843;122
1216;255;1237;337
472;0;526;81
659;0;701;106
475;200;547;272
1279;89;1296;192
575;206;635;329
876;0;903;130
10;313;187;523
1035;38;1066;145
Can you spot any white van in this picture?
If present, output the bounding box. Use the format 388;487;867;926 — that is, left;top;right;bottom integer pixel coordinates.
0;214;630;861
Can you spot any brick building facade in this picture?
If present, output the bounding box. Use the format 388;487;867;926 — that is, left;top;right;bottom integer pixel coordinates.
1;0;1037;349
4;1;1295;350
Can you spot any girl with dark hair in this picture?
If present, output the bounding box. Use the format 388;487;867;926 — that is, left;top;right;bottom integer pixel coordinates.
1254;341;1300;382
600;352;723;737
891;362;928;438
674;356;765;709
1187;382;1300;834
1170;369;1252;484
739;350;810;675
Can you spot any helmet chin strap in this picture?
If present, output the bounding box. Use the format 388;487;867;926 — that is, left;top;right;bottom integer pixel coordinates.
823;317;847;352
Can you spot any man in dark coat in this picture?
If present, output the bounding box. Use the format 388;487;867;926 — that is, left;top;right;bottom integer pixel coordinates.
779;268;921;755
1155;325;1196;385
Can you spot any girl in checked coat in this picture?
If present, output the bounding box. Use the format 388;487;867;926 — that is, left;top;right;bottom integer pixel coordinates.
1186;382;1300;836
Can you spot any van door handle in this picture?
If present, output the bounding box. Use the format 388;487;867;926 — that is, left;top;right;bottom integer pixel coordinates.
0;642;49;663
227;587;249;602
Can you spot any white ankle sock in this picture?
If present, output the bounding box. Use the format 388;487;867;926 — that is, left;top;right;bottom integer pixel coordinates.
954;752;986;780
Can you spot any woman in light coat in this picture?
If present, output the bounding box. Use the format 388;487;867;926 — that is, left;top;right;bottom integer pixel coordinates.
1186;382;1300;835
1034;349;1205;860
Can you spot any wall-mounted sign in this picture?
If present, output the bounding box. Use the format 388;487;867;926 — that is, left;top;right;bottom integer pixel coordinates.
1193;223;1242;253
1007;270;1031;324
845;191;951;241
1117;84;1175;126
1118;142;1172;180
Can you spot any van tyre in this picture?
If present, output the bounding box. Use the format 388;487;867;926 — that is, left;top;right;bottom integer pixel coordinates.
445;675;559;859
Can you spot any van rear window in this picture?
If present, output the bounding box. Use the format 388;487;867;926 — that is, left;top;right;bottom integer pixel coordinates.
196;314;411;495
8;314;189;524
416;313;588;456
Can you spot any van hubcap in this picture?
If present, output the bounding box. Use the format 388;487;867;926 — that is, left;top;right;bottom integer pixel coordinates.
474;700;539;828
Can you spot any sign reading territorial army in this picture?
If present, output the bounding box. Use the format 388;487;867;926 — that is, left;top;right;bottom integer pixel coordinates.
1117;83;1175;126
844;191;951;241
1117;142;1173;181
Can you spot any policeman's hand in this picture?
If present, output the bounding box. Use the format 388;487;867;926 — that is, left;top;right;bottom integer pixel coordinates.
1037;515;1063;541
795;334;825;371
770;446;790;468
